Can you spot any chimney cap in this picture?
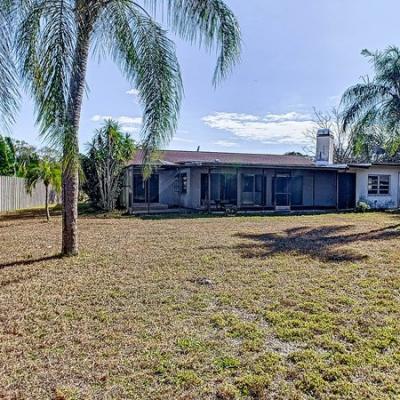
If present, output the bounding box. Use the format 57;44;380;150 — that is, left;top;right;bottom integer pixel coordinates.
317;128;334;138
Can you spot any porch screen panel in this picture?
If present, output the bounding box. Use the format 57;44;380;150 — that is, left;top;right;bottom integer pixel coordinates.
222;174;237;203
201;174;208;201
201;173;237;204
149;174;159;203
210;174;221;201
242;175;254;204
291;176;303;206
133;174;146;203
255;175;263;205
314;171;336;207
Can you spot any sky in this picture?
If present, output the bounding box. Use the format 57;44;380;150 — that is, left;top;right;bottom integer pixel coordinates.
10;0;400;155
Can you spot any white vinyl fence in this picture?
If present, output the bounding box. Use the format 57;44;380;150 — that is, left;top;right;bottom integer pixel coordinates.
0;176;50;213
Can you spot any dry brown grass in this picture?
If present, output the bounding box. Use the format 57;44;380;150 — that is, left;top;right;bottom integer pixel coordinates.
1;210;400;399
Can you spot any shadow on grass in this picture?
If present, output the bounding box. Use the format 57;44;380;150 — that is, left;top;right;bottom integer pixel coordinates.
233;224;400;262
0;203;116;222
0;206;62;222
201;224;400;263
0;254;62;270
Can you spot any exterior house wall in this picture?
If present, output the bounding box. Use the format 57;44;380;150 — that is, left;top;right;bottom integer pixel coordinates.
352;167;400;209
122;166;344;211
122;163;400;212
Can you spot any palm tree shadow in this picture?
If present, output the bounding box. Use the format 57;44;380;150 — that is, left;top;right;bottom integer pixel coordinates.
232;224;400;263
0;254;62;270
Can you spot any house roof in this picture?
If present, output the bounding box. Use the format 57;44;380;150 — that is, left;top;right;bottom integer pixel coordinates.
348;162;400;168
129;149;317;168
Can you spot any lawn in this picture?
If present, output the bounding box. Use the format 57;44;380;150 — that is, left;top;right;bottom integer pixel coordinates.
1;211;400;399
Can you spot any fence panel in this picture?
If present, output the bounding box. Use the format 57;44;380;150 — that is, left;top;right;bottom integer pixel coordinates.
0;176;49;212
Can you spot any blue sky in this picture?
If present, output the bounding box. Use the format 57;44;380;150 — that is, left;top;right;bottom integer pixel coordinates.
11;0;400;155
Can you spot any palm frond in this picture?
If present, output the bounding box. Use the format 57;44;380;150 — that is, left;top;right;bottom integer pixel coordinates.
145;0;241;85
100;0;183;162
15;0;75;148
0;8;19;129
341;82;390;131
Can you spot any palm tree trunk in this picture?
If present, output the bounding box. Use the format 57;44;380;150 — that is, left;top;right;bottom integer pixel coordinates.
62;23;91;256
45;184;50;222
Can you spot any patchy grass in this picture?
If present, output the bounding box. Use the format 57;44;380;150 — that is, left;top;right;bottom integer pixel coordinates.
1;211;400;399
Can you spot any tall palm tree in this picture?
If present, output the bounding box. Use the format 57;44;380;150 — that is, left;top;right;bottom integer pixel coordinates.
0;0;241;256
341;47;400;156
25;159;62;222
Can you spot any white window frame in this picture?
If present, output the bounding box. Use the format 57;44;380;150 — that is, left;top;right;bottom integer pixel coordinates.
368;174;391;196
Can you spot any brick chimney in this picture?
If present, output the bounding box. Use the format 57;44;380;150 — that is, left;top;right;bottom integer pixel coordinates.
315;129;334;165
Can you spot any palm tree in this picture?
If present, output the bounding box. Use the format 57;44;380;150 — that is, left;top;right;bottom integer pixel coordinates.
341;47;400;157
0;0;241;256
25;159;62;222
87;119;135;211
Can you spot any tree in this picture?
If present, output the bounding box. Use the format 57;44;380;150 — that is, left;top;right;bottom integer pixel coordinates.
25;159;62;222
0;135;41;177
341;47;400;159
84;120;135;211
1;0;241;256
0;135;16;175
13;139;39;176
303;107;353;163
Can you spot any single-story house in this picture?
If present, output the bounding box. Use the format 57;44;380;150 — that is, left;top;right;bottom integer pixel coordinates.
121;129;400;213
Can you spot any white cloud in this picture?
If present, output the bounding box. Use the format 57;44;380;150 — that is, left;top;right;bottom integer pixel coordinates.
117;116;142;125
126;88;139;96
202;111;315;145
91;114;143;135
91;114;112;122
213;140;239;147
121;126;140;134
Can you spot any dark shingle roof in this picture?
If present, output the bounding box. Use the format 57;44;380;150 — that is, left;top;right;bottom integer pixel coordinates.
129;150;315;167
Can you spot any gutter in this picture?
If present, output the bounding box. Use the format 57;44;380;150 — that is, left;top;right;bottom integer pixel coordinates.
126;162;349;171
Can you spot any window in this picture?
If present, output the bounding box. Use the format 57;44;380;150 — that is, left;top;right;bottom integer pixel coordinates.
181;173;188;194
175;173;188;194
368;175;390;195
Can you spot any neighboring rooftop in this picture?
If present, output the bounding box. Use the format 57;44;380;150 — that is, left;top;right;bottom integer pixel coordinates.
129;149;316;168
